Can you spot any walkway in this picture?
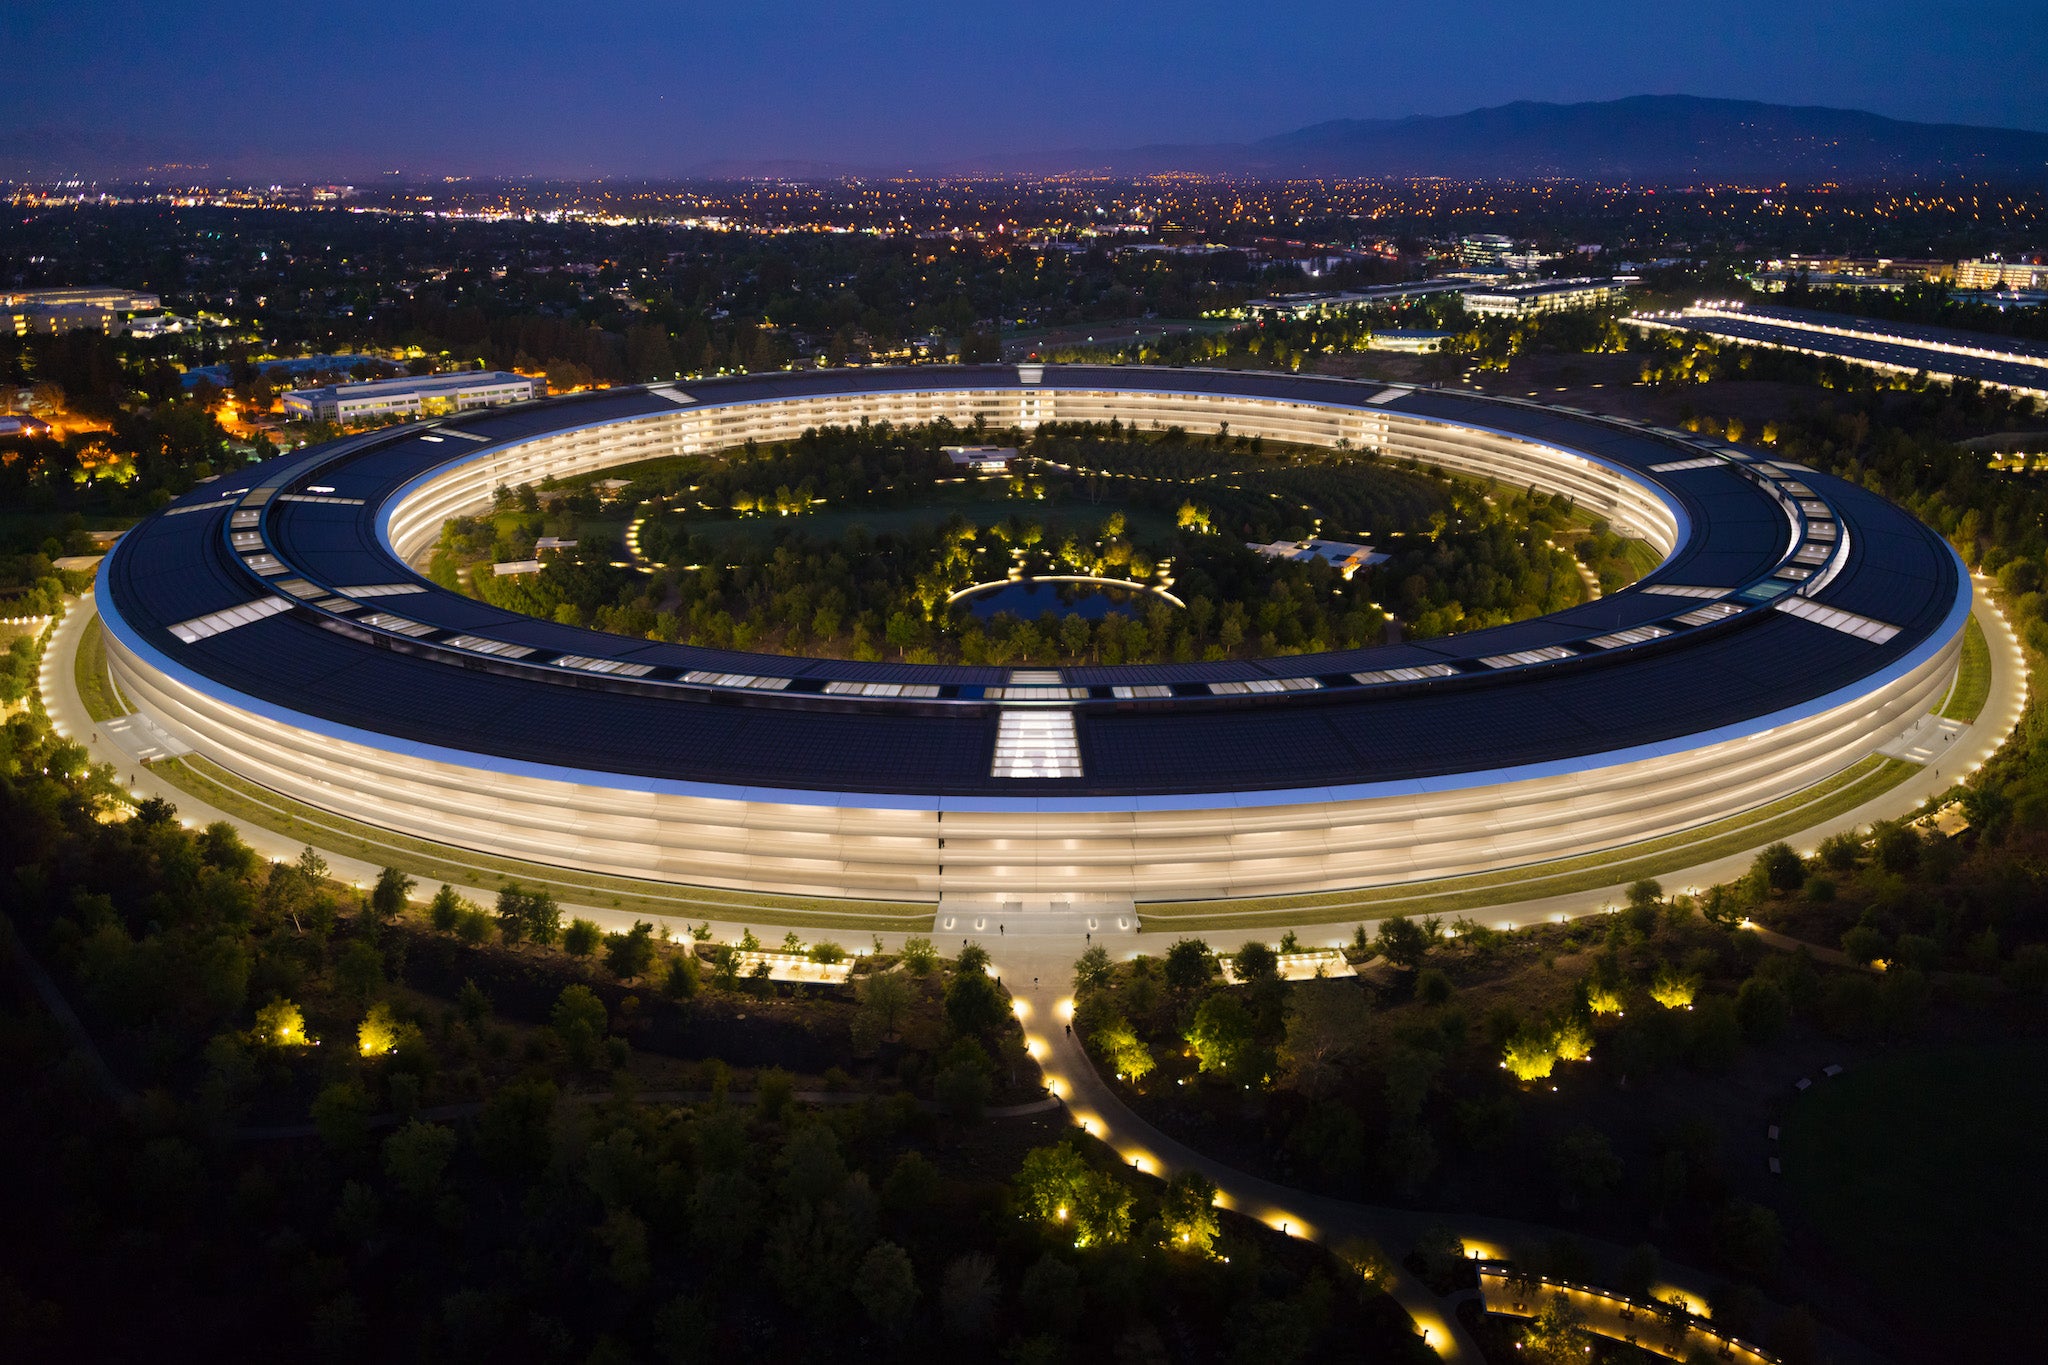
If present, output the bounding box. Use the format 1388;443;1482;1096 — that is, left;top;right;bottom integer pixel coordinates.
990;937;1890;1365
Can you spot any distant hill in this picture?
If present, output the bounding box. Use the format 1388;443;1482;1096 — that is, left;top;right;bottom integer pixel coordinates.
968;96;2048;183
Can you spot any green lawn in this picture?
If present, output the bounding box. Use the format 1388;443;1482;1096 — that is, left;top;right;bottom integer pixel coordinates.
1781;1043;2047;1361
1941;615;1991;723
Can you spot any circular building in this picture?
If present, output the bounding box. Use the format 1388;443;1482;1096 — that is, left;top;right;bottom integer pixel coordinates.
97;366;1968;904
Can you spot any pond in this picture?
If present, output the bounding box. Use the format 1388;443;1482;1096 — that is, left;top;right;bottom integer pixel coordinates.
957;578;1167;621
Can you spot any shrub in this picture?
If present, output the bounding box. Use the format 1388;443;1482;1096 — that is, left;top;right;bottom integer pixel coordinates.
1649;962;1699;1009
1552;1017;1594;1062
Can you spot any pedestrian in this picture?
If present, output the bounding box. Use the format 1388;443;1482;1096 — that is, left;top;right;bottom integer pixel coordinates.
1065;1023;1072;1036
1000;923;1005;935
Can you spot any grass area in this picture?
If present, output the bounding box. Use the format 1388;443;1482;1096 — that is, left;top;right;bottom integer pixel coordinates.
149;751;936;934
1941;614;1991;723
1781;1043;2046;1361
1138;754;1918;932
73;614;122;724
1621;537;1666;578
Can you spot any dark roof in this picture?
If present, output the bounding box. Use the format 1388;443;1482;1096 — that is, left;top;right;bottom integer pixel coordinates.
102;366;1965;800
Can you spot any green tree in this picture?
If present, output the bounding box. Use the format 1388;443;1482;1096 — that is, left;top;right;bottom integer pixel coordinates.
1232;940;1279;985
1276;983;1371;1097
1522;1293;1593;1365
1015;1143;1091;1225
1093;1014;1156;1083
945;963;1009;1037
311;1079;371;1154
1159;1170;1219;1255
369;866;415;921
382;1119;457;1201
1184;992;1256;1078
1375;915;1434;971
253;997;308;1047
552;983;609;1067
898;936;939;975
1752;842;1805;895
428;884;465;933
604;920;658;979
1072;944;1113;996
854;1241;919;1332
357;1000;400;1056
562;918;602;959
1502;1028;1558;1081
1163;938;1217;993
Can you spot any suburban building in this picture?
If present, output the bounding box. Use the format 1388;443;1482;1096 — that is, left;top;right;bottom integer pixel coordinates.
942;445;1019;473
1365;329;1452;353
1462;277;1625;317
3;286;162;336
1956;258;2048;291
1247;538;1388;579
281;371;540;423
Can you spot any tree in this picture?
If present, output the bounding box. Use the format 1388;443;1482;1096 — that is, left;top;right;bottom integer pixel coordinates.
1711;1200;1781;1275
357;1000;400;1056
1552;1016;1594;1062
382;1119;457;1201
1232;940;1279;985
494;882;560;947
1093;1014;1156;1083
1162;938;1216;993
1375;915;1433;971
604;920;657;979
253;997;307;1047
428;884;465;933
1184;992;1256;1078
1550;1127;1623;1208
854;1241;919;1332
1752;842;1806;895
898;936;939;975
1072;944;1113;996
940;1253;998;1338
1502;1028;1558;1081
945;963;1009;1037
1521;1293;1593;1365
1839;924;1888;965
562;918;602;959
1334;1237;1394;1292
856;969;913;1037
1159;1170;1219;1255
1015;1143;1091;1225
369;866;414;921
475;1077;558;1180
552;984;608;1067
1736;975;1791;1041
1276;983;1371;1097
311;1079;371;1153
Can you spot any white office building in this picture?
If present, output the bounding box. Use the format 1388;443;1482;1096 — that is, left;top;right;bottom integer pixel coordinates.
1462;277;1625;317
283;371;539;423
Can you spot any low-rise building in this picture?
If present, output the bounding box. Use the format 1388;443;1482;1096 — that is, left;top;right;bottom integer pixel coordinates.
282;371;540;423
3;286;162;336
942;445;1019;473
1462;277;1625;317
1247;538;1388;579
1957;258;2048;291
1365;328;1452;353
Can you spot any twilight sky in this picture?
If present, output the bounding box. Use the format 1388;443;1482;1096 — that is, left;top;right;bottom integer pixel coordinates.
5;0;2045;177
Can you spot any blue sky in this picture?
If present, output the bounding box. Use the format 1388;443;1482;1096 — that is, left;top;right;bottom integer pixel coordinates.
5;0;2044;175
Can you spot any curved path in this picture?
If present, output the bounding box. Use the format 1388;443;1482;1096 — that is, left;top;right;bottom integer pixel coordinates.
994;939;1889;1365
